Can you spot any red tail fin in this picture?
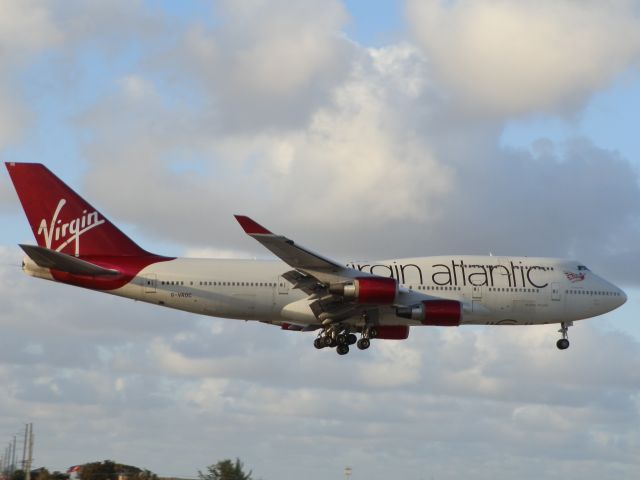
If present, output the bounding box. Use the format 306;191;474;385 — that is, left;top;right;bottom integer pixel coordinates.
6;162;150;258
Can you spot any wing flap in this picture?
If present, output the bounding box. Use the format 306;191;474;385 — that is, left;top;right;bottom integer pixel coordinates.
281;269;323;294
20;244;120;276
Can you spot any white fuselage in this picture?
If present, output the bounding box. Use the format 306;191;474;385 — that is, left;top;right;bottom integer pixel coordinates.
24;255;627;329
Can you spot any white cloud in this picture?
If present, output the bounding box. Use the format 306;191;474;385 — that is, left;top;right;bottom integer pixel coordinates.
183;378;229;411
407;0;640;116
171;0;355;130
217;0;347;97
359;341;422;387
118;74;158;100
78;44;453;249
0;0;63;56
0;87;30;148
0;0;63;150
213;47;452;227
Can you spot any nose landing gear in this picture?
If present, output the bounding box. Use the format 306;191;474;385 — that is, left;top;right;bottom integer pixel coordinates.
556;321;572;350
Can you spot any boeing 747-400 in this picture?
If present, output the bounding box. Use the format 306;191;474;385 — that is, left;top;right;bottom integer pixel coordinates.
5;162;627;355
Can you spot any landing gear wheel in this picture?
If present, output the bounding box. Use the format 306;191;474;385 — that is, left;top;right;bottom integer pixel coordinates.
336;344;349;355
347;333;357;345
556;321;572;350
368;327;378;339
336;334;348;346
322;336;333;348
314;338;324;349
357;338;370;350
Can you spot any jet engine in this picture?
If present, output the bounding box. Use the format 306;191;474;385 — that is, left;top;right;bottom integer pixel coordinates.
329;277;397;304
396;299;462;326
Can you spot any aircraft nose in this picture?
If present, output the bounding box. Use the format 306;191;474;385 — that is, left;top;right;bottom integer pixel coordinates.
618;288;628;307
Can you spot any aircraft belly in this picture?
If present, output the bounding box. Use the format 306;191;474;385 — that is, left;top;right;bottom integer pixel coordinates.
111;279;270;321
463;292;564;325
201;289;278;320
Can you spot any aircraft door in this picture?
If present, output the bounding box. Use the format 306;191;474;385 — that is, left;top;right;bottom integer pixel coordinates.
277;276;289;295
472;285;482;300
142;274;157;293
551;282;561;301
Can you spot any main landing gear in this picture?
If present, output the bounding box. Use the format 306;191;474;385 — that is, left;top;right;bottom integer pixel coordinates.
314;326;377;355
556;321;572;350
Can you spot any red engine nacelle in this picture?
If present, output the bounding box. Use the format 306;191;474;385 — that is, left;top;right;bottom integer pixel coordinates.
329;277;397;304
374;325;410;340
280;323;304;331
396;300;462;326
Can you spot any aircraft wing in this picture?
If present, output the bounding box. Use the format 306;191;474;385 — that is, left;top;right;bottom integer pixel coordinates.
234;216;344;270
234;215;376;284
235;215;401;324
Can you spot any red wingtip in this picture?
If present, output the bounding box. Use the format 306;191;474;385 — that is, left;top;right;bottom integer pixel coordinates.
234;215;272;235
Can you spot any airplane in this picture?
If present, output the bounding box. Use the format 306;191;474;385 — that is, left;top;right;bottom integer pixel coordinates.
5;162;627;355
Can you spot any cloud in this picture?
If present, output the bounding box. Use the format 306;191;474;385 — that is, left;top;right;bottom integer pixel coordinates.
0;89;30;150
117;74;158;100
406;0;640;116
0;0;63;57
419;137;640;269
171;0;355;131
0;0;63;151
49;0;162;47
73;44;453;253
211;43;452;227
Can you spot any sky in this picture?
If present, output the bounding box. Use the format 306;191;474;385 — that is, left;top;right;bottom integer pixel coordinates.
1;0;640;479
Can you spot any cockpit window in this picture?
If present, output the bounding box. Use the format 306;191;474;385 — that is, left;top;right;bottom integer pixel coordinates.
577;265;590;271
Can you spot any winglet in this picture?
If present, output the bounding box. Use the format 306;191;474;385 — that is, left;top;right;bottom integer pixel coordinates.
234;215;272;235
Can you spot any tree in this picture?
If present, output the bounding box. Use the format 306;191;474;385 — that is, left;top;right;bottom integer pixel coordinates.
50;472;70;480
10;469;25;480
33;468;50;480
79;461;117;480
78;460;151;480
132;470;156;480
198;459;252;480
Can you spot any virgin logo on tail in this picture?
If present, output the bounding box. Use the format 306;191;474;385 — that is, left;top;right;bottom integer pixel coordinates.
37;199;105;256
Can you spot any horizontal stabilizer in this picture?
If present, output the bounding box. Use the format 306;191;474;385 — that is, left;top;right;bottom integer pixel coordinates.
19;244;120;276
